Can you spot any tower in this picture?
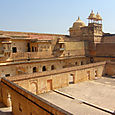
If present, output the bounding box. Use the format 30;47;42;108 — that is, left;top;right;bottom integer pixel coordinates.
87;10;103;43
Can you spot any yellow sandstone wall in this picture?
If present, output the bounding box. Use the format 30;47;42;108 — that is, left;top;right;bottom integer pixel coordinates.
105;61;115;76
6;62;105;95
0;57;89;77
1;78;71;115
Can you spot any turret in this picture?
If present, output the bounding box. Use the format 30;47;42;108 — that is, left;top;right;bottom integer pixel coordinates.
87;11;103;42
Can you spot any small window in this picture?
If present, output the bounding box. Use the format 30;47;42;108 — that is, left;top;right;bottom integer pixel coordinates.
33;67;37;73
5;74;10;77
42;66;46;71
75;62;77;65
35;47;37;52
51;65;55;70
90;57;94;63
81;61;83;65
12;47;17;53
32;46;34;52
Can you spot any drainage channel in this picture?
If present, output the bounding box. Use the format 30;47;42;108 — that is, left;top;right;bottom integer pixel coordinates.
53;89;114;115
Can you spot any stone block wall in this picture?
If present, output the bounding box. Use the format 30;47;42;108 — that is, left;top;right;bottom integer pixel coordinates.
1;78;71;115
105;61;115;76
6;62;106;95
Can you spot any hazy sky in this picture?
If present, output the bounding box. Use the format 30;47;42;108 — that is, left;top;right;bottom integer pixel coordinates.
0;0;115;34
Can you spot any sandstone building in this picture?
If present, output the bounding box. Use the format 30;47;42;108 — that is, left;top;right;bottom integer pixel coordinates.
0;11;115;115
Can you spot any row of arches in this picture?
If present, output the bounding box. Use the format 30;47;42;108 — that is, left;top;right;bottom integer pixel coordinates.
32;60;87;73
75;61;84;66
33;65;55;73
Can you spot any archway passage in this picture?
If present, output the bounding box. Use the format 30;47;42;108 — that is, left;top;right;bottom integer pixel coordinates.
42;66;46;71
69;74;74;84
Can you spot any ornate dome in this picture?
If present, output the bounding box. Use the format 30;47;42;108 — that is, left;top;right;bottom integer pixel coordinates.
88;10;96;20
96;12;102;21
73;17;86;29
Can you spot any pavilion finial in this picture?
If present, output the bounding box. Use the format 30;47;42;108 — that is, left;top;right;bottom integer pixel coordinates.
78;16;80;20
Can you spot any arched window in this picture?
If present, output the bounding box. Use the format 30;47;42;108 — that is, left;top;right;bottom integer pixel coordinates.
75;62;77;65
42;66;46;71
32;46;34;52
33;67;37;73
90;57;94;63
81;61;83;65
51;65;55;70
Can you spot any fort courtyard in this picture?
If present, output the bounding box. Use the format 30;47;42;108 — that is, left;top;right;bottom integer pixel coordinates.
0;10;115;115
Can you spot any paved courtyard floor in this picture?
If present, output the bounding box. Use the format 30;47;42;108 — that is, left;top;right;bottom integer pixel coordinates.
39;77;115;115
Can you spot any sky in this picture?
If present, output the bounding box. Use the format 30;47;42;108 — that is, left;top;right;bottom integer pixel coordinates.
0;0;115;35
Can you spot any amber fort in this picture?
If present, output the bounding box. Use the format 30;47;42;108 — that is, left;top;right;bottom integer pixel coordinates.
0;11;115;115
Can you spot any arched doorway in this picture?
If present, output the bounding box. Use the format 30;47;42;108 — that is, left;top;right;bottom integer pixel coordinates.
30;82;37;94
42;66;46;71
